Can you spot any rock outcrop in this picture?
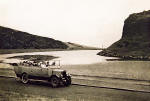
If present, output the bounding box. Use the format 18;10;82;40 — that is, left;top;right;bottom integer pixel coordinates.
98;10;150;60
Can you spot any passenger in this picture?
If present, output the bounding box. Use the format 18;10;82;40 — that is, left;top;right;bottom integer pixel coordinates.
41;63;47;68
46;61;50;67
23;61;26;65
38;62;42;67
33;61;38;66
52;62;55;66
43;61;47;65
28;61;32;66
34;63;38;66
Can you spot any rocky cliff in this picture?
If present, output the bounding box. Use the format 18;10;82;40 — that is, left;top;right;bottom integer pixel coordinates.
0;26;68;49
98;10;150;60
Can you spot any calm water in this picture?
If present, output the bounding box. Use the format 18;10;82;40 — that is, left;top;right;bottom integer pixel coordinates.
0;50;117;65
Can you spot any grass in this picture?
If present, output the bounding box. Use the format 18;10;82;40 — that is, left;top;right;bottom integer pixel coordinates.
62;61;150;81
0;67;150;101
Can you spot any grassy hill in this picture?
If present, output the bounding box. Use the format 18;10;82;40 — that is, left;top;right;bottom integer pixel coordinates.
0;26;68;49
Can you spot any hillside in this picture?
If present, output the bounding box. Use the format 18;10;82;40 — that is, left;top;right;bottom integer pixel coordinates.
0;26;68;49
64;42;99;50
98;10;150;60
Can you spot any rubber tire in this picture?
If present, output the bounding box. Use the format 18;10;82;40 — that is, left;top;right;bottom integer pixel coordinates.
21;73;29;84
50;76;60;88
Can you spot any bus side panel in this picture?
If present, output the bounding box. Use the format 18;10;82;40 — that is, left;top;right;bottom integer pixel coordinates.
14;66;22;77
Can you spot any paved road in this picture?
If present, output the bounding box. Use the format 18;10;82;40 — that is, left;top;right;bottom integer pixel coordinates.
0;77;150;101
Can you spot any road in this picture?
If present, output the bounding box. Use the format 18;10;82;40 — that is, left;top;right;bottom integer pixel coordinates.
0;76;150;101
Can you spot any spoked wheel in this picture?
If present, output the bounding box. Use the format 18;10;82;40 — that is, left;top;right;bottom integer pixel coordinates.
21;73;29;84
50;76;60;88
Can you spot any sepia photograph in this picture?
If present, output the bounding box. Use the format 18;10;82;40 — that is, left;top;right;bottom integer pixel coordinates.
0;0;150;101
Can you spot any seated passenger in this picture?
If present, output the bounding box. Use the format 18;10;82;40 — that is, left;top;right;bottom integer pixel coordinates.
41;63;47;68
46;61;50;67
52;62;55;66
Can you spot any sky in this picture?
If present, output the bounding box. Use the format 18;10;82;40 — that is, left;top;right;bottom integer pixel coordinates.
0;0;150;48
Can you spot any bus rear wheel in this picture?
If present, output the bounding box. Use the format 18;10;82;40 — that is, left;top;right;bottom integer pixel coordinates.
21;73;29;84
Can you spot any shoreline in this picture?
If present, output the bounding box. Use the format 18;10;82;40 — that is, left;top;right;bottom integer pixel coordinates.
7;55;58;62
97;50;150;61
0;48;100;54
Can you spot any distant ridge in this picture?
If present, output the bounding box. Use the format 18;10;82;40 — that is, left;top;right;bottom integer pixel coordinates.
64;42;99;50
0;26;68;49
